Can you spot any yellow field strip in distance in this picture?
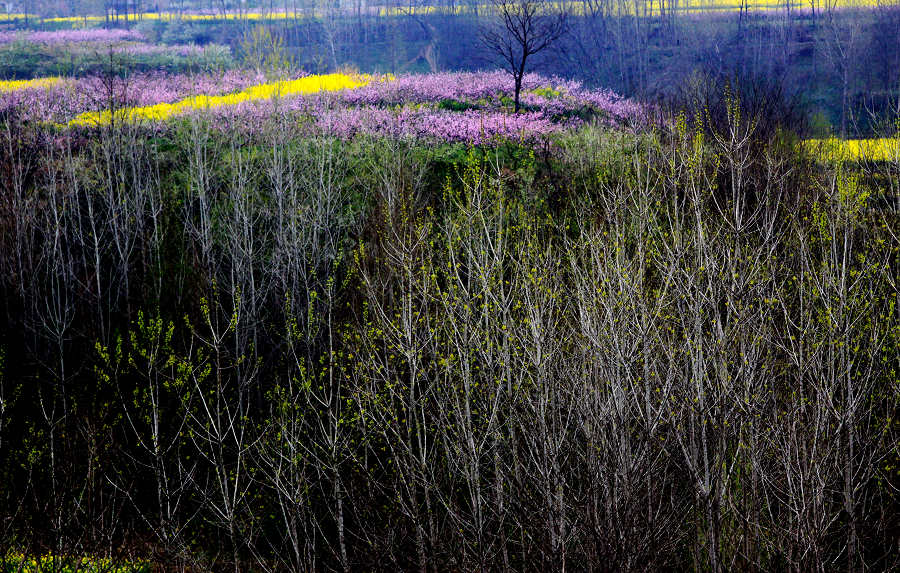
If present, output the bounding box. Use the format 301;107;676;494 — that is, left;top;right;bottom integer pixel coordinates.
67;73;375;127
37;0;890;23
806;138;900;161
0;77;63;92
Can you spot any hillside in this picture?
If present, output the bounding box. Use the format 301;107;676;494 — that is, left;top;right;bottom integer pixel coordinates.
0;3;898;571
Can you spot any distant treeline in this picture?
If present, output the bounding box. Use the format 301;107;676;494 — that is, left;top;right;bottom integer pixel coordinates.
0;91;897;569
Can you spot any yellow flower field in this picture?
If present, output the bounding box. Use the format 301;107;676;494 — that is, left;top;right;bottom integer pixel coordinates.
806;137;900;162
67;73;374;127
37;0;888;23
0;13;37;20
0;77;63;92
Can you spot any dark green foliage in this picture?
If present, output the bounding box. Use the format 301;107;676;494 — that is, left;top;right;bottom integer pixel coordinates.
437;98;479;112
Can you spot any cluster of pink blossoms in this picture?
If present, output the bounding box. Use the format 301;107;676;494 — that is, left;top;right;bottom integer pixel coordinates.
0;29;146;45
0;70;267;122
1;69;644;145
321;71;644;143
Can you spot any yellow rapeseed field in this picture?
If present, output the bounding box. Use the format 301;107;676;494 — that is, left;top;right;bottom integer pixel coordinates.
0;77;63;92
806;138;900;162
37;0;887;23
67;73;373;127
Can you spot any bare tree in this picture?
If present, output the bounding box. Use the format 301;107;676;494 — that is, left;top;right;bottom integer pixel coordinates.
818;0;866;136
481;0;567;113
1;82;898;571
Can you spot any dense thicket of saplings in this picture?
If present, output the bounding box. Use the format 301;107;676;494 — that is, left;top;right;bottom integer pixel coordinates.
0;107;897;571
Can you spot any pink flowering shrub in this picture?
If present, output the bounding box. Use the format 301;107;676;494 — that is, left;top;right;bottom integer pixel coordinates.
340;71;577;105
323;72;644;142
314;106;565;145
341;71;645;125
1;69;644;145
0;29;146;45
0;70;267;122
